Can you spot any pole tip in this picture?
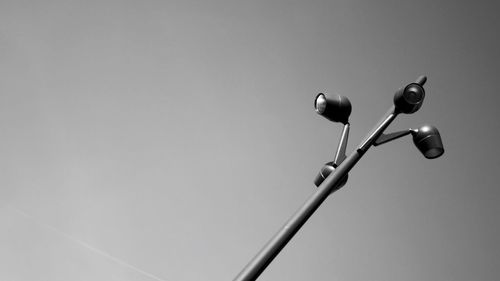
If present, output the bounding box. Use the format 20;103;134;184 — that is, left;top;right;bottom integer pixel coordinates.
415;75;427;86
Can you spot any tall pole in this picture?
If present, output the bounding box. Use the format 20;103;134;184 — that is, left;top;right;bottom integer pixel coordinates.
233;107;398;281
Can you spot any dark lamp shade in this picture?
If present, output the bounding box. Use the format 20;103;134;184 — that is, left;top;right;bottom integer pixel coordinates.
313;162;348;190
394;83;425;114
314;93;352;124
412;125;444;159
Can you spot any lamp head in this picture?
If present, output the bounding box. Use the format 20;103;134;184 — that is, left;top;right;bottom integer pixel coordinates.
411;125;444;159
394;83;425;114
314;93;352;124
314;162;348;189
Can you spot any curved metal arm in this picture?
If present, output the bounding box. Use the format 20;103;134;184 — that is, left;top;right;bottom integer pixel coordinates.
374;129;411;146
358;106;398;153
333;123;350;166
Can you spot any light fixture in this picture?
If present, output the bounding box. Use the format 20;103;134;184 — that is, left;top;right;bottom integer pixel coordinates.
314;93;352;124
233;75;444;281
412;125;444;159
313;93;351;187
393;76;426;114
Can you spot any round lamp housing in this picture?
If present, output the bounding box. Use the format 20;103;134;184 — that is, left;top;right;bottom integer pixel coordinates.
412;125;444;159
314;93;352;124
314;162;348;189
394;83;425;114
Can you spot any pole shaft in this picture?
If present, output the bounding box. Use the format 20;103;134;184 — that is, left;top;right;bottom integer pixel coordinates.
233;107;398;281
233;151;361;281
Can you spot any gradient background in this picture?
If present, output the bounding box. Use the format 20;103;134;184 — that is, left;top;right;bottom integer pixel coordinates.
0;0;499;280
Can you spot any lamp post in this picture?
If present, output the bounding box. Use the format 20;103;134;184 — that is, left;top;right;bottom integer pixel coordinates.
232;76;444;281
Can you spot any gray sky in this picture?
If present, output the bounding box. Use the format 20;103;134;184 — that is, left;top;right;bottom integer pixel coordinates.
0;0;499;280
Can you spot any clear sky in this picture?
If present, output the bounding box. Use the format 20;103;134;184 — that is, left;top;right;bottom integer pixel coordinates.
0;0;499;280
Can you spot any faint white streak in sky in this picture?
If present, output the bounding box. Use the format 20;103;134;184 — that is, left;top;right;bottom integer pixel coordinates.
6;206;168;281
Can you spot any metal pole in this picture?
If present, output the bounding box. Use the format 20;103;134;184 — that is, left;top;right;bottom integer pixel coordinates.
233;107;398;281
